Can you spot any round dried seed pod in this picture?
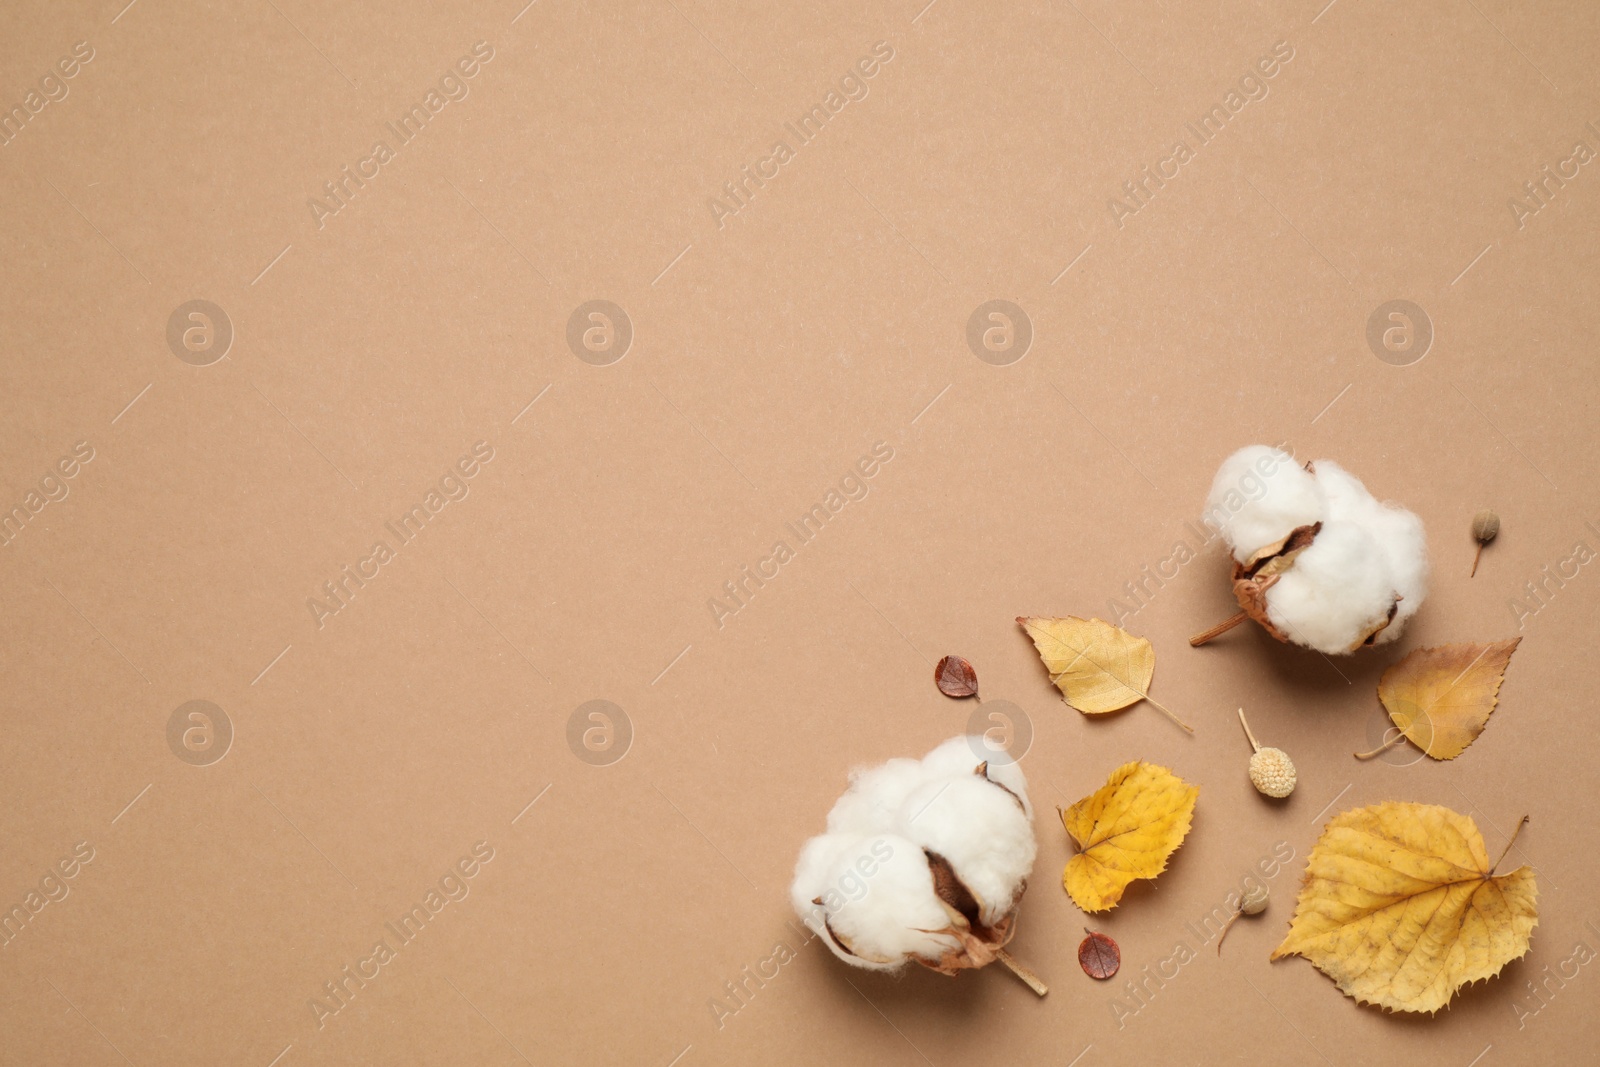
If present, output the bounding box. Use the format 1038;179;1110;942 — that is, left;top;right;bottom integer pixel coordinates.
1471;510;1500;576
1217;882;1270;953
1239;883;1269;916
1238;708;1297;798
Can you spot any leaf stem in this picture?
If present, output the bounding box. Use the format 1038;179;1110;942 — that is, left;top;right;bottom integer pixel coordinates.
1354;731;1406;760
1143;693;1194;733
1189;611;1248;647
1237;707;1261;753
1490;815;1530;876
995;948;1048;996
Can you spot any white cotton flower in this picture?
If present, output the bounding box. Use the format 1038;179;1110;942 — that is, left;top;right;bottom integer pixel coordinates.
791;833;959;970
825;757;927;836
1306;460;1429;645
1204;445;1326;565
917;736;1032;819
895;775;1036;927
1199;447;1428;654
1263;520;1397;653
791;736;1036;977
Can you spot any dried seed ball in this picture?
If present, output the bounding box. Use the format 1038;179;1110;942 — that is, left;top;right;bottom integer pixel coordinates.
1248;747;1296;798
1240;884;1269;916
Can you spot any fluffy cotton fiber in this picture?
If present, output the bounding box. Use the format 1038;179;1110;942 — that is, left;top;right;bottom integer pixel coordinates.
791;736;1036;974
1203;446;1428;653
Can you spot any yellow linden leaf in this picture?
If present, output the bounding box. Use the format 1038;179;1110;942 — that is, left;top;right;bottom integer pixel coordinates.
1272;802;1537;1013
1059;761;1198;912
1017;616;1191;732
1366;639;1521;760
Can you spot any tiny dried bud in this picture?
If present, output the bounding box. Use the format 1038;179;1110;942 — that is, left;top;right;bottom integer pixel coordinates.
1471;510;1500;576
1472;510;1501;544
1240;884;1269;915
1217;882;1270;953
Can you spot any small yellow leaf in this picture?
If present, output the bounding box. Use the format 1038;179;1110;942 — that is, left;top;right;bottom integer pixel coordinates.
1272;802;1537;1013
1017;616;1191;731
1377;638;1521;760
1059;761;1198;912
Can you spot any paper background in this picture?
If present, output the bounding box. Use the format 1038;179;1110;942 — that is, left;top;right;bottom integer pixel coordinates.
2;0;1597;1063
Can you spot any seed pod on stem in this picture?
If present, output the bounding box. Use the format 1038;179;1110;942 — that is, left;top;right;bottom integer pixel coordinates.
1238;708;1296;798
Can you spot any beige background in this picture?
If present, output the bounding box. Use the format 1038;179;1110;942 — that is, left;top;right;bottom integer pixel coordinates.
2;0;1598;1064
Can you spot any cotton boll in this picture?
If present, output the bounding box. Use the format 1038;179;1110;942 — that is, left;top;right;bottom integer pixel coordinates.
797;833;960;971
918;736;1032;818
1309;460;1428;644
1197;449;1431;652
790;832;858;931
1308;459;1375;526
825;757;928;835
982;759;1032;820
792;737;1043;982
1205;446;1326;564
919;735;985;778
1264;521;1397;653
896;775;1036;926
1367;508;1427;644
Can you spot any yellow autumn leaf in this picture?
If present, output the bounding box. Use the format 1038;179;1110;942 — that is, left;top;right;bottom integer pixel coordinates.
1059;761;1198;912
1017;616;1191;732
1360;639;1521;760
1272;802;1537;1013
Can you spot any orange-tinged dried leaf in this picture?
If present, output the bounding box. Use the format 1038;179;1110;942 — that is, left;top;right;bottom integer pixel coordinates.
1377;639;1520;760
934;655;979;699
1059;761;1198;912
1272;802;1537;1013
1017;617;1191;732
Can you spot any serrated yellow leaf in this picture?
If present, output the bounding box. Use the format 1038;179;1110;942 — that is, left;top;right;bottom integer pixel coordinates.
1059;761;1198;912
1272;802;1538;1013
1374;639;1521;760
1017;616;1191;732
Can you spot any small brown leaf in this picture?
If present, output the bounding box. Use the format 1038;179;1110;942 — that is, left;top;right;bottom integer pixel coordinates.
935;655;979;699
1078;929;1120;979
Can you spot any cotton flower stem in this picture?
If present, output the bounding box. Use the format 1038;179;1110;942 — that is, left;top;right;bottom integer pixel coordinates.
1143;694;1194;733
1189;611;1248;647
1356;735;1408;758
1471;543;1485;577
995;948;1048;997
1490;815;1530;876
